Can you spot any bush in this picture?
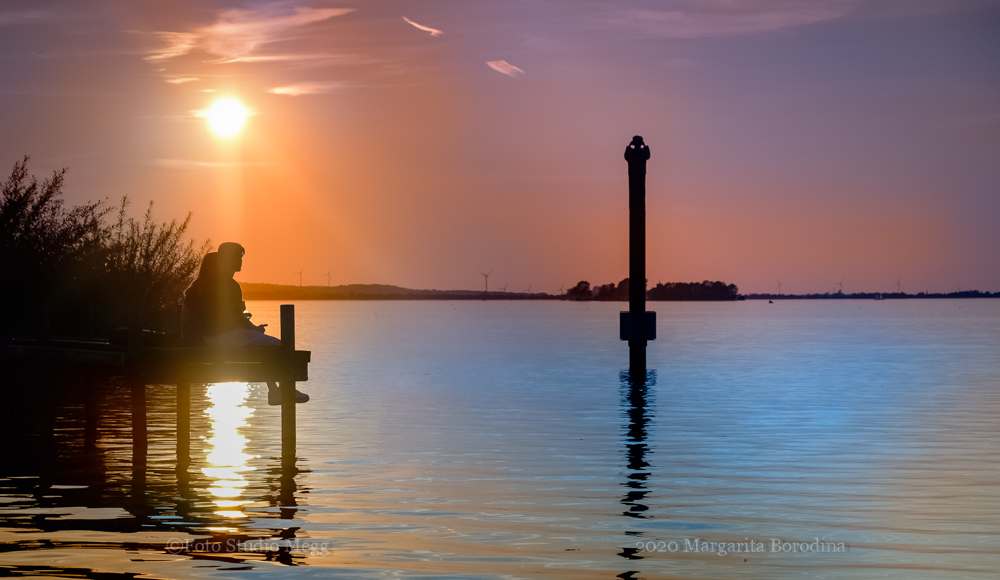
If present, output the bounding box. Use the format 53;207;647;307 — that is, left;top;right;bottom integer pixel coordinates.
0;156;208;337
102;198;209;331
0;157;106;295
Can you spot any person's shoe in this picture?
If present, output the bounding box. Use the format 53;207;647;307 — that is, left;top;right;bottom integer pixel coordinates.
268;388;310;405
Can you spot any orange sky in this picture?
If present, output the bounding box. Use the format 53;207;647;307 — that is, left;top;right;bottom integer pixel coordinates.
2;1;999;294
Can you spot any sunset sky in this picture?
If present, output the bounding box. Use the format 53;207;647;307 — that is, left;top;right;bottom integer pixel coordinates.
2;0;998;294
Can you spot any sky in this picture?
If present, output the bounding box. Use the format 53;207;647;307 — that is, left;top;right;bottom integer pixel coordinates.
1;0;998;295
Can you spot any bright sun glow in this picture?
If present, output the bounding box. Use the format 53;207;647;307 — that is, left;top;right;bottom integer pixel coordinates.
203;382;255;518
206;99;247;136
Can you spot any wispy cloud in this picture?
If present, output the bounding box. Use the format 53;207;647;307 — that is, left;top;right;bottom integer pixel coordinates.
0;87;114;97
152;159;270;169
402;16;442;37
164;77;199;84
268;82;343;96
212;52;373;66
0;10;48;26
616;0;860;38
146;32;197;61
146;5;352;62
191;105;258;120
487;60;524;77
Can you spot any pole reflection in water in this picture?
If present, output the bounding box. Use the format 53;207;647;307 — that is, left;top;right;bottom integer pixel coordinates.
618;368;655;579
202;382;255;520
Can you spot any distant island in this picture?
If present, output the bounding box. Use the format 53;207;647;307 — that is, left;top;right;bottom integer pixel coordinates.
242;280;742;301
242;283;555;301
242;282;999;302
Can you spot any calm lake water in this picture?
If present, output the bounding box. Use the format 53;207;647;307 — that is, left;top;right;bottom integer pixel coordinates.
1;299;998;579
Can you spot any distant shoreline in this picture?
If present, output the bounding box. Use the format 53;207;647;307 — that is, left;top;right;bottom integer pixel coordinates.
241;283;559;301
243;283;999;301
744;291;999;300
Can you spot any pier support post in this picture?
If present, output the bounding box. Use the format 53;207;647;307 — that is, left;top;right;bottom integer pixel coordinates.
40;303;50;343
127;306;147;469
130;379;147;468
280;304;296;471
176;382;190;469
84;377;99;451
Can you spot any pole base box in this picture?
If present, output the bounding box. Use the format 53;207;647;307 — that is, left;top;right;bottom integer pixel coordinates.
620;311;656;341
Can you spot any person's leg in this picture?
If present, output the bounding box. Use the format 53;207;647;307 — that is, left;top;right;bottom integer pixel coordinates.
267;381;309;404
205;328;280;348
205;330;309;404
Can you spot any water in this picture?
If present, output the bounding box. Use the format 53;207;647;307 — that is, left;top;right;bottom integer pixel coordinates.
1;299;998;579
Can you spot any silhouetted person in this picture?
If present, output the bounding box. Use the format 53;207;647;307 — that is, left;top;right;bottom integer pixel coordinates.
182;242;308;404
181;252;220;345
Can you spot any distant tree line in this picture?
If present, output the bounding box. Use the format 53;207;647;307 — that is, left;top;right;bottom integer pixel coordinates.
0;156;208;337
649;281;740;301
242;283;555;301
565;279;739;301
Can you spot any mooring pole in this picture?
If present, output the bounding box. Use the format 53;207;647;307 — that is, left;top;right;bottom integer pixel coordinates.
625;136;651;375
280;304;296;470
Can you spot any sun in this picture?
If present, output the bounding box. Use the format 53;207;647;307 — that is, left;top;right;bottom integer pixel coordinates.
206;99;247;136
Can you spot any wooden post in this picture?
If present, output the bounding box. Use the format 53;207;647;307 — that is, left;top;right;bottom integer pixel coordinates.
127;304;147;469
84;377;99;451
127;306;143;353
130;379;147;469
86;303;96;338
40;303;50;343
176;382;190;468
36;374;56;479
279;470;298;518
280;304;296;470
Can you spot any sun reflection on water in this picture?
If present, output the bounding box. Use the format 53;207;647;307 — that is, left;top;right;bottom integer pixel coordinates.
203;382;256;518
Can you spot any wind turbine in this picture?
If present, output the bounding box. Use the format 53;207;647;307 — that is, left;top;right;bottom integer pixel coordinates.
499;283;509;292
297;270;303;287
893;277;903;294
479;270;493;293
776;280;784;296
836;277;845;295
558;284;565;294
525;284;532;294
326;268;331;287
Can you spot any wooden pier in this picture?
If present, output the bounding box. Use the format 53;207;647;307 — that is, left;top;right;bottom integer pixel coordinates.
1;304;309;471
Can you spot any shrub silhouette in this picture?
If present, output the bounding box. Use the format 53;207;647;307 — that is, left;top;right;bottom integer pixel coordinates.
1;156;208;336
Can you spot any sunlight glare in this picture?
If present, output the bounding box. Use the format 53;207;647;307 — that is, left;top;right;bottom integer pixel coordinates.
203;382;256;518
206;99;247;136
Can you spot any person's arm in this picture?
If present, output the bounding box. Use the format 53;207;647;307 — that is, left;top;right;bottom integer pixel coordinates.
233;281;263;331
180;287;206;343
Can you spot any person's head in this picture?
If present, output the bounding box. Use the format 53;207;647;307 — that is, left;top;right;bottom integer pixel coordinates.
186;252;219;296
198;252;220;279
218;242;245;275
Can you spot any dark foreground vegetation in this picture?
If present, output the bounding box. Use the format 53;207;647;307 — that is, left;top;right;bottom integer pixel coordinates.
1;157;208;337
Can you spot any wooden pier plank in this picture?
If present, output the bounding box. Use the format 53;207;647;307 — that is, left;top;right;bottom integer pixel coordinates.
1;342;309;383
3;304;308;471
